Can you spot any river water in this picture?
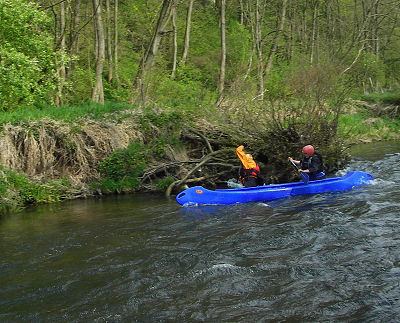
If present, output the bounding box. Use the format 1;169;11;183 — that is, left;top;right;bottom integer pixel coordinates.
1;141;400;321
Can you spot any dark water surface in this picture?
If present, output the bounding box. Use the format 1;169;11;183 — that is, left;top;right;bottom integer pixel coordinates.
1;141;400;321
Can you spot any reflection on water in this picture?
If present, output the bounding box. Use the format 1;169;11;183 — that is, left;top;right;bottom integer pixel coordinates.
1;141;400;321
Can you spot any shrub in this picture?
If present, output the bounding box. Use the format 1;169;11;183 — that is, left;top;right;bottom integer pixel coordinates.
0;167;71;216
97;142;147;192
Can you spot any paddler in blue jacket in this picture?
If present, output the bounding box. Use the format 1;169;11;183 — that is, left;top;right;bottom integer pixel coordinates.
236;144;263;187
288;145;326;180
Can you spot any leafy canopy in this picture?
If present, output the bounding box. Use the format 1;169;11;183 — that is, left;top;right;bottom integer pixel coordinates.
0;0;55;111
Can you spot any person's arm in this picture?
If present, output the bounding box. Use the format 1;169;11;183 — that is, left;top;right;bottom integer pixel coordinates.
288;157;300;165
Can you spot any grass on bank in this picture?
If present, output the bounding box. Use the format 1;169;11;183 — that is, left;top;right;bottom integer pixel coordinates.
0;102;136;125
359;91;400;105
0;167;72;215
338;112;400;143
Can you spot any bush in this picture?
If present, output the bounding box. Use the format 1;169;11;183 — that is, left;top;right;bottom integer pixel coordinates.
0;167;71;216
0;0;56;110
97;142;147;192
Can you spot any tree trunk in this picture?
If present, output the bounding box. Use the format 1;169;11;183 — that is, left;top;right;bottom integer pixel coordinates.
310;0;319;64
255;0;264;100
171;2;178;78
239;0;244;25
134;0;173;102
286;2;294;62
55;0;66;107
68;0;81;75
92;0;105;104
114;0;119;83
181;0;194;65
106;0;113;82
218;0;226;96
373;0;379;57
264;0;287;83
341;0;380;74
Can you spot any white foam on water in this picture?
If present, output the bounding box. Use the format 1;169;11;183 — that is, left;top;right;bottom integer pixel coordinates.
256;202;270;207
369;178;396;186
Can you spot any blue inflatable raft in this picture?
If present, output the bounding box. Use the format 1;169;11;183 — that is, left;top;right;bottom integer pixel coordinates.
176;171;373;206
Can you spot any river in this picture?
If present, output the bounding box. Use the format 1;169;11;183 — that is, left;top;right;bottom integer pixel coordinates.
1;141;400;321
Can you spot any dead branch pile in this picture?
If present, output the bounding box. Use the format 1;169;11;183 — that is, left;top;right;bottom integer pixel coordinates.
139;120;242;195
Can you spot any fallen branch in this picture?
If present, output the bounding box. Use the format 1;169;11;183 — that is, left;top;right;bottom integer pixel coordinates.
165;148;232;197
139;159;200;185
165;168;235;198
188;129;214;153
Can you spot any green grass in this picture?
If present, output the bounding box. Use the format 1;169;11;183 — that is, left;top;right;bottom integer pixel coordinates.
338;112;400;143
0;166;72;216
359;91;400;105
0;102;136;125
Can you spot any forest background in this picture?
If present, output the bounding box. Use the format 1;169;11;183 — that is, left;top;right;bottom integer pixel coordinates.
0;0;400;214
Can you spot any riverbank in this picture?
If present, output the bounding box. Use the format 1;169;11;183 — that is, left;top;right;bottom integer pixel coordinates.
338;99;400;144
0;98;398;216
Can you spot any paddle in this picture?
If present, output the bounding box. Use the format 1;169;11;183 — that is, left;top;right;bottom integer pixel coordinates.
289;159;309;184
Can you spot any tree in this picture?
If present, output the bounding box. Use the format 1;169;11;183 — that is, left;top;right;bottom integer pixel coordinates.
133;0;173;104
54;0;66;106
92;0;105;103
171;0;178;78
264;0;287;79
0;0;55;110
106;0;113;82
114;0;119;83
181;0;195;65
218;0;226;98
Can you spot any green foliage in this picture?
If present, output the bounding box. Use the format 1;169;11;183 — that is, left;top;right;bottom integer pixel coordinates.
96;142;147;192
0;0;56;111
338;112;400;143
147;69;215;110
226;20;252;80
0;167;70;216
64;67;93;104
383;27;400;84
265;66;290;100
139;109;188;133
95;110;190;193
187;4;220;87
0;102;136;125
348;52;386;92
155;176;175;191
359;92;400;105
286;63;341;103
0;0;398;113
